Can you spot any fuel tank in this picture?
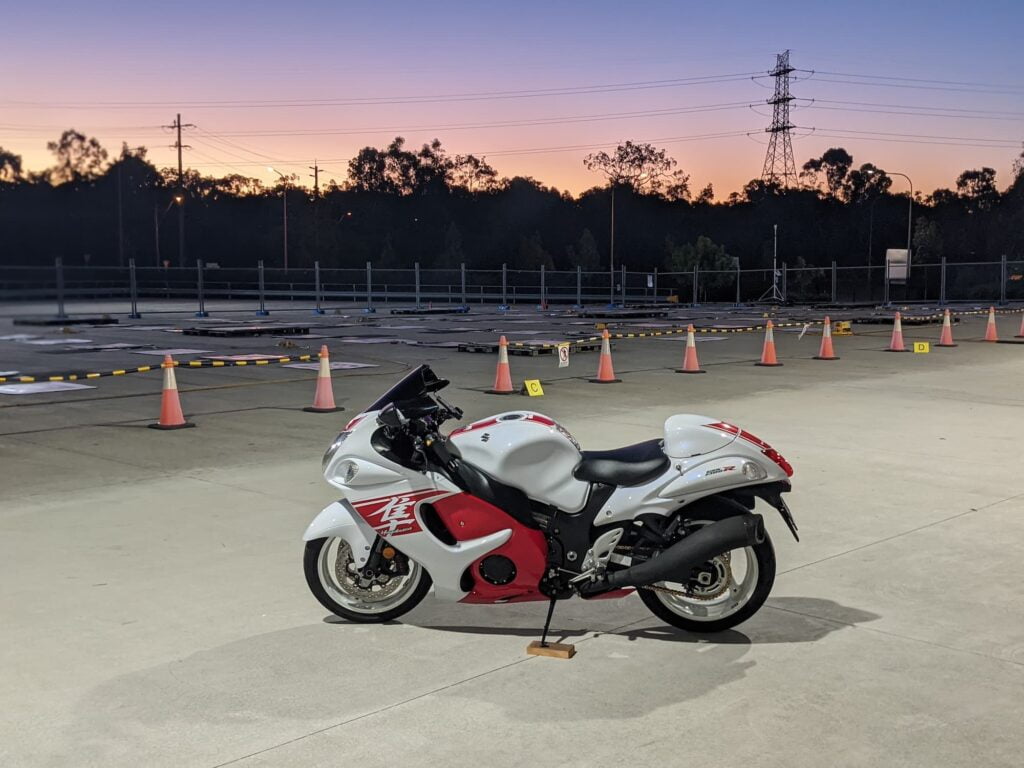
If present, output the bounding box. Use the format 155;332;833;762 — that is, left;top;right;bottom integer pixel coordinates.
449;411;589;512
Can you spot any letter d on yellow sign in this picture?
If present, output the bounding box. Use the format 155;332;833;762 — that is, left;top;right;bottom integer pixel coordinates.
913;342;930;354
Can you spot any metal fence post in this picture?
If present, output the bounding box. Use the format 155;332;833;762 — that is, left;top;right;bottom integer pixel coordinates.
195;259;209;317
414;262;421;307
653;267;658;303
831;261;837;304
460;262;467;306
128;258;141;318
940;257;947;305
576;265;582;308
54;257;68;319
620;264;626;306
313;261;325;315
692;267;698;306
734;258;741;306
883;258;890;307
1000;254;1007;305
365;261;375;313
256;260;269;316
540;264;546;307
501;263;508;308
781;262;787;302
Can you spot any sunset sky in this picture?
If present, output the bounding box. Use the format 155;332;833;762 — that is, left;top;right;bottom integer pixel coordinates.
3;0;1022;197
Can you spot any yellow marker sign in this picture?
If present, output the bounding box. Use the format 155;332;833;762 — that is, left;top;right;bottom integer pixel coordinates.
522;379;544;397
913;342;930;354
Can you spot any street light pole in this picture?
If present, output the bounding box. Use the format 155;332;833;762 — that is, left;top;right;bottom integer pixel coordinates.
268;167;289;271
609;185;615;305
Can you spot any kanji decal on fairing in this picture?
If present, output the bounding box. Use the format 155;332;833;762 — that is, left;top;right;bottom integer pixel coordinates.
352;489;456;536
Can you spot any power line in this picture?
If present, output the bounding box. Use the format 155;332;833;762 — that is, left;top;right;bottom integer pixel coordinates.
188;101;752;138
802;75;1024;96
797;69;1024;92
469;129;758;158
0;72;761;110
807;126;1021;147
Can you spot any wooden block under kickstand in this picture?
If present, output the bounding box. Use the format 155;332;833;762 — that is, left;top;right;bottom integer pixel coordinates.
527;641;576;659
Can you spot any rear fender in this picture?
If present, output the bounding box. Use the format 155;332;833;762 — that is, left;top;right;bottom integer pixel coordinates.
719;481;799;541
303;500;377;566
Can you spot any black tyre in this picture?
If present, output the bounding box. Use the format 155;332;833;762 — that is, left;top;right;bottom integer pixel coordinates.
304;537;432;623
637;499;776;633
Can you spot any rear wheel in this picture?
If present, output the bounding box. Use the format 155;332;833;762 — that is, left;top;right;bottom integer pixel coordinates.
638;503;776;633
304;537;432;623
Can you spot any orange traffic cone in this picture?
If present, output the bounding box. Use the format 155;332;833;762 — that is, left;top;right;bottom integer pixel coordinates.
676;324;705;373
1016;312;1024;339
488;335;515;394
590;329;622;383
984;306;998;342
814;316;840;360
755;320;782;367
886;311;908;352
936;309;957;347
149;355;194;430
304;345;345;412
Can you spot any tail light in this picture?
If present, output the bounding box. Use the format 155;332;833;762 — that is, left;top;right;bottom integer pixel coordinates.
762;447;793;477
704;421;794;478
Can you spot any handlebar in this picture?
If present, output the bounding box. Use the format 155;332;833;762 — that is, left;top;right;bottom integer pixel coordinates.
375;393;463;473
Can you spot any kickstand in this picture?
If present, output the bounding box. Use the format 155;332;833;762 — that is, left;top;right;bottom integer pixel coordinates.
527;597;576;659
539;597;557;648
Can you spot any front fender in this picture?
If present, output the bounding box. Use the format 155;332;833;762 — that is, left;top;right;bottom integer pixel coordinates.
303;500;376;566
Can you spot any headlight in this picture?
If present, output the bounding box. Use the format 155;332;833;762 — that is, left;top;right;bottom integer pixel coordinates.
322;431;351;472
741;461;768;481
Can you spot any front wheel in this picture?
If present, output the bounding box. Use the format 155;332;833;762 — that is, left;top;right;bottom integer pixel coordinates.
304;537;432;623
638;511;776;634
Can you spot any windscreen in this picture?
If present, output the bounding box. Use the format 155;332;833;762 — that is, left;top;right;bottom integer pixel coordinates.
365;364;447;412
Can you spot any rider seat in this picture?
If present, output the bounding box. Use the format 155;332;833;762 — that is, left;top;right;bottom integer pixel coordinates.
573;439;669;487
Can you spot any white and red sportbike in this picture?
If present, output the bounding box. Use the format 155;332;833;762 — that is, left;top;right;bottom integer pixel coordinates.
304;366;799;634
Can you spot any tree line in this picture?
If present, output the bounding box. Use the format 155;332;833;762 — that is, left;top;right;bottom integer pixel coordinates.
1;130;1022;280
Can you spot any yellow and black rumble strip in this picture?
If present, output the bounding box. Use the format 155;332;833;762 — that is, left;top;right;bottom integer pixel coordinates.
2;308;1020;384
0;354;315;384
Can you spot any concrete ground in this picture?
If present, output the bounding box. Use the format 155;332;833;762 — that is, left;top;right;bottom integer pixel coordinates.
2;301;1023;767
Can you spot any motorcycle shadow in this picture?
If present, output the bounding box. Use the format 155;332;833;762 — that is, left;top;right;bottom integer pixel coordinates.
325;596;880;646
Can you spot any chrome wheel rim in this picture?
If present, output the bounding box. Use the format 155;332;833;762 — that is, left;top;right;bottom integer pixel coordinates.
317;538;423;615
653;520;760;622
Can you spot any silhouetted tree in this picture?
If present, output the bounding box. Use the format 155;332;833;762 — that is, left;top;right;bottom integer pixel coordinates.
584;141;677;192
436;222;465;267
0;147;23;183
801;147;854;199
695;183;715;204
956;167;998;212
46;129;108;184
844;163;891;203
576;229;601;269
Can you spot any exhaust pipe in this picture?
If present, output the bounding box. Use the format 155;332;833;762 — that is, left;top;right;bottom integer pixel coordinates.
591;514;765;592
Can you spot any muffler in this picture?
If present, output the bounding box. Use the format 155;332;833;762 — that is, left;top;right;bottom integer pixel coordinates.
592;513;764;592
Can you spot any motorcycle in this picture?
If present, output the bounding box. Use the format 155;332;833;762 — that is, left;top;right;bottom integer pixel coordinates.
303;365;798;635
